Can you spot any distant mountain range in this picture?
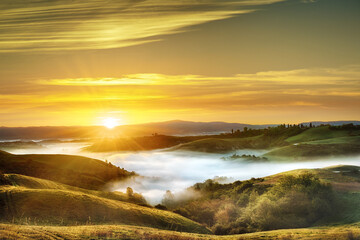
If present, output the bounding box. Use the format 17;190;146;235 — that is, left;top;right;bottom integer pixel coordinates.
0;120;358;140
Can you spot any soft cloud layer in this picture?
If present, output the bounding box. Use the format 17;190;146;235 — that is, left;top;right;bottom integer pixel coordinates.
35;65;360;86
0;65;359;126
0;0;283;52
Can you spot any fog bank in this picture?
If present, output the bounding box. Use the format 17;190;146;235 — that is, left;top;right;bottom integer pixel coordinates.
4;142;360;204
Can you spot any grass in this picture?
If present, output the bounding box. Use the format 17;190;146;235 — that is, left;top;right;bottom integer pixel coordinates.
286;126;360;144
303;136;360;145
0;150;134;190
0;184;209;234
261;165;360;189
172;135;269;153
0;223;359;240
1;166;360;239
2;174;147;205
173;126;360;157
264;143;360;160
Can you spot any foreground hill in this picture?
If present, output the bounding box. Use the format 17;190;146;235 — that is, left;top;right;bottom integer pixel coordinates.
0;174;210;234
0;150;135;190
161;165;360;235
1;223;359;240
0;165;359;239
0;174;147;205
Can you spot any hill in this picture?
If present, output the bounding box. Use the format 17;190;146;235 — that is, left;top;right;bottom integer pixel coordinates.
0;166;359;239
1;223;359;240
0;150;135;190
0;174;147;205
285;126;360;143
0;175;209;234
173;125;360;159
161;165;360;235
84;134;207;152
171;136;268;153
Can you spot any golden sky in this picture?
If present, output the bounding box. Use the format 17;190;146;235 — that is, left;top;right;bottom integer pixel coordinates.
0;0;359;126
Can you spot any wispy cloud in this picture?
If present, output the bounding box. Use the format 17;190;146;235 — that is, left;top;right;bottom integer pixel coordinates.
0;0;283;52
2;65;359;125
21;66;360;111
35;65;360;88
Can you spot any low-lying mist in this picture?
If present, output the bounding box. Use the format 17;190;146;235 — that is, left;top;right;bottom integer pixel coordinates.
3;141;360;205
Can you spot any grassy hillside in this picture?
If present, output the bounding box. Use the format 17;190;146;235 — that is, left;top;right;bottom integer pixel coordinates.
1;174;147;205
264;127;360;160
286;126;360;144
0;150;135;190
0;180;210;234
304;135;360;144
84;125;360;157
84;135;215;152
1;223;360;240
264;143;360;160
174;125;360;159
161;165;360;235
0;166;359;239
172;135;285;153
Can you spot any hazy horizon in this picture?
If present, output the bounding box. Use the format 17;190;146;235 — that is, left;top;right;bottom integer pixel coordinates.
1;0;359;126
1;119;359;128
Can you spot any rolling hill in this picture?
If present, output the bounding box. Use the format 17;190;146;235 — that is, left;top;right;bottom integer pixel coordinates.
161;165;360;235
285;126;360;143
0;164;359;239
173;125;360;159
0;174;210;234
0;150;135;190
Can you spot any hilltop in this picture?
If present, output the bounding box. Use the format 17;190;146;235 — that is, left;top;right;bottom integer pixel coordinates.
0;150;135;190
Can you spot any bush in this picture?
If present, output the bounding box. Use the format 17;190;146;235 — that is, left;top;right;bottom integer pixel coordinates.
243;174;335;230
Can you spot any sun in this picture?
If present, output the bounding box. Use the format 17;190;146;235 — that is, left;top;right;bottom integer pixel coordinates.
102;117;119;129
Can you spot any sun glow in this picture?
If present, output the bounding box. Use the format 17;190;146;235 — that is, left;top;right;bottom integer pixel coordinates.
102;117;119;129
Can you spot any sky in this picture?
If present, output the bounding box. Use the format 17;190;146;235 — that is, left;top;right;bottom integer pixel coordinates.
0;0;359;126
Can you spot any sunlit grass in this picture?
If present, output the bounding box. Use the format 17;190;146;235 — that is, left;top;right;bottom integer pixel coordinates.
1;223;360;240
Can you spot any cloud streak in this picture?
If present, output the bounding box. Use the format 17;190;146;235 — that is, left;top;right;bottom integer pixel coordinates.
1;65;359;126
0;0;284;52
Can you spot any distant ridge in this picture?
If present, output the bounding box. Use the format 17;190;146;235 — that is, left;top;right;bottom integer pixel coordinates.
300;121;360;126
0;120;358;139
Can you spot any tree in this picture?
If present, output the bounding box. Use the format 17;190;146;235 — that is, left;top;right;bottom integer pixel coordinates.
126;187;133;197
162;190;175;208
